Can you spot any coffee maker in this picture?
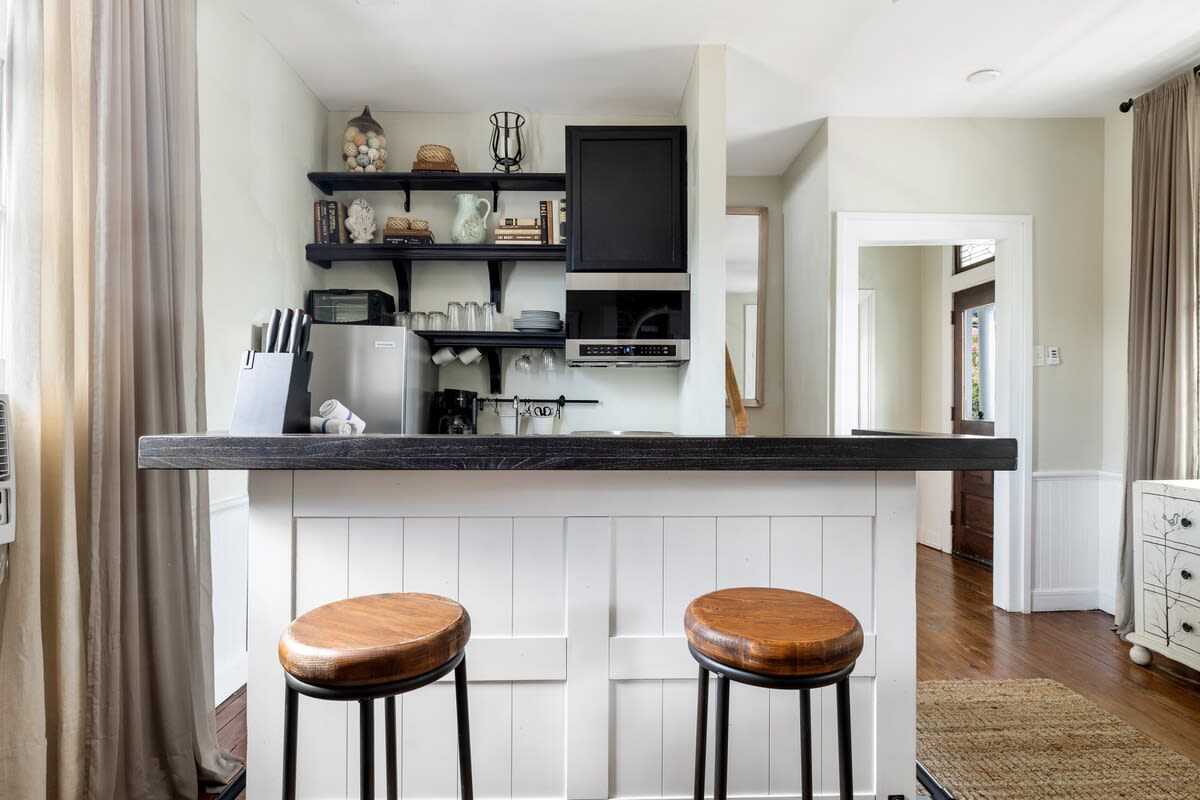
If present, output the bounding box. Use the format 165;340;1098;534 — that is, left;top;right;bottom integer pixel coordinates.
428;389;478;434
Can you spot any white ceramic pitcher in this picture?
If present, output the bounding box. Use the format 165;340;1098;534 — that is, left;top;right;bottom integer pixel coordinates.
450;193;492;244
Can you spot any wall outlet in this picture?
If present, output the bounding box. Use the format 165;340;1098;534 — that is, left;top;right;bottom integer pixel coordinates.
1046;345;1061;365
0;487;8;526
1033;345;1045;367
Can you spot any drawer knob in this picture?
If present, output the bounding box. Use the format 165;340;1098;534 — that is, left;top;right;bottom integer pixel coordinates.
1183;570;1194;580
1183;517;1194;529
1183;622;1194;634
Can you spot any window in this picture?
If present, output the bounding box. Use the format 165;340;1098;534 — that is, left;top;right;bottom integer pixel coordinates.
954;241;996;274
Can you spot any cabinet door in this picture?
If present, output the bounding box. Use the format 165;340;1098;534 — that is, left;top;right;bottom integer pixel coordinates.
566;126;686;272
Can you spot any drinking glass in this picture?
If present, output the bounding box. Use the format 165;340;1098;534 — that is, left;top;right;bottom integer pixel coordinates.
465;301;482;331
541;348;559;373
482;302;497;332
514;350;533;374
409;311;428;330
393;311;411;328
447;301;465;330
427;311;447;331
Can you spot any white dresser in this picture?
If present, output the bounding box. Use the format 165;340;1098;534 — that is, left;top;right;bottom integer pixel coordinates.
1130;480;1200;669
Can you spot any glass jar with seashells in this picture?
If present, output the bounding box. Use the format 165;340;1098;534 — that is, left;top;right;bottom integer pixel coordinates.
342;105;388;173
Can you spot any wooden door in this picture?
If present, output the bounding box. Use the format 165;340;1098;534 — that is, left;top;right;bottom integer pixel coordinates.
952;282;995;566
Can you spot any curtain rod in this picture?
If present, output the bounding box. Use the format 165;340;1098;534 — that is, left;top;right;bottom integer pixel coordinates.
1120;64;1200;112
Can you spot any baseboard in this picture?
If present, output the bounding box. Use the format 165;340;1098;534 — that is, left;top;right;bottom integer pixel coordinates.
1096;591;1116;616
1032;588;1099;612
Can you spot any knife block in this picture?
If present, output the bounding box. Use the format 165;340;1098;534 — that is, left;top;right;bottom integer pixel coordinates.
229;350;313;435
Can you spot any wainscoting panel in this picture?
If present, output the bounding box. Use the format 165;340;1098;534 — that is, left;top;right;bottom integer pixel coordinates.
1032;471;1122;612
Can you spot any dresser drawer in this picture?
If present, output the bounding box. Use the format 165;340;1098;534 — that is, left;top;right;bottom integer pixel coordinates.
1138;488;1200;551
1167;596;1200;659
1142;541;1200;605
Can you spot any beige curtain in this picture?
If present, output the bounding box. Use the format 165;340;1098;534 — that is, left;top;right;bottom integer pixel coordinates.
0;0;240;796
1116;71;1200;635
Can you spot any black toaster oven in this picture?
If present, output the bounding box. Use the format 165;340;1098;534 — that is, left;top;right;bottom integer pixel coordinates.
305;289;396;325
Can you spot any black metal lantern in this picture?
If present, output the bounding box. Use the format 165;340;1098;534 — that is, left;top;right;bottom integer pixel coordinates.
489;111;525;173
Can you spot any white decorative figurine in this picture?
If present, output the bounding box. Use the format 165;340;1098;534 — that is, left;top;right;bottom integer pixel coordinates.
346;198;376;244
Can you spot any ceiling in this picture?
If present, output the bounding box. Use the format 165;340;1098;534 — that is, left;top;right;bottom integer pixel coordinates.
234;0;1200;175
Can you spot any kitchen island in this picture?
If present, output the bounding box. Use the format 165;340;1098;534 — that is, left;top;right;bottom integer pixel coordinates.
140;434;1016;800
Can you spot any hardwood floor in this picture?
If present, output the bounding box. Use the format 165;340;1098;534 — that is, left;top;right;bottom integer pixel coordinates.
209;545;1200;798
917;544;1200;764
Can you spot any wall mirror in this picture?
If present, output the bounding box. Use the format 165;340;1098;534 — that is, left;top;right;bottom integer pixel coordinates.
726;207;767;407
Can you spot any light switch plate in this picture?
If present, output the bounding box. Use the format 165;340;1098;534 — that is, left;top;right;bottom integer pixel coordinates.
1033;345;1045;367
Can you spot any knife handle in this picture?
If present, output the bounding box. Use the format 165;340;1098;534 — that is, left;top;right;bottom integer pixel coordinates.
298;312;312;355
275;309;294;355
264;308;282;353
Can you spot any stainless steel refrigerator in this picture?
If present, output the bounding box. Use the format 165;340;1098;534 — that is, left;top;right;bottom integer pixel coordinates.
306;324;435;433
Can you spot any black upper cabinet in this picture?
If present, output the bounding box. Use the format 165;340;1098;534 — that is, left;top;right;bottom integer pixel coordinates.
565;126;686;272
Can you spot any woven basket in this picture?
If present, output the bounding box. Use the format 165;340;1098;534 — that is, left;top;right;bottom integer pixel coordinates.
409;219;429;231
384;216;411;233
416;144;455;164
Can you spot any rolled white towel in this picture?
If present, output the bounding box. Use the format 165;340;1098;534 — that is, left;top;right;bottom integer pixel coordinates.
318;398;367;433
309;416;353;435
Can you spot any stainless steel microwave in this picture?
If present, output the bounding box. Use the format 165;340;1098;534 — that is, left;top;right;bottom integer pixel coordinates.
564;273;690;365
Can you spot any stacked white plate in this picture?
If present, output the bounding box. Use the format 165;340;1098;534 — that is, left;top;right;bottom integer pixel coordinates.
513;310;562;332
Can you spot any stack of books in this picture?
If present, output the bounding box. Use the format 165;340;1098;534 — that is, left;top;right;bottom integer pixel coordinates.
312;201;348;244
383;229;435;245
493;199;568;245
494;217;543;244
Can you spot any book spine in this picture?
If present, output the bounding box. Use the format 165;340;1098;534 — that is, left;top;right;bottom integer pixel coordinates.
539;201;549;244
326;201;340;245
559;199;567;247
314;201;324;244
503;218;538;227
336;202;348;244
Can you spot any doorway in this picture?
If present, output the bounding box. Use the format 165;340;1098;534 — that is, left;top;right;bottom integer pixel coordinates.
952;281;995;566
834;212;1033;613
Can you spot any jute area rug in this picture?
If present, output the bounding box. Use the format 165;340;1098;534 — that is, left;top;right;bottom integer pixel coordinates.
917;678;1200;799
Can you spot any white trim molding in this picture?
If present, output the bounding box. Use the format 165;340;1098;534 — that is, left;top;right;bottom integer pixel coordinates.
834;212;1034;613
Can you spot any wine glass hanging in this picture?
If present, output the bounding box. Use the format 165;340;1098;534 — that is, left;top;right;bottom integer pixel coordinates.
489;111;526;173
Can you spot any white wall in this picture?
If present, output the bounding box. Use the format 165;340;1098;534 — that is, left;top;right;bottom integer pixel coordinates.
780;123;830;434
858;247;925;431
677;44;728;434
726;176;785;435
1102;111;1133;476
199;0;328;499
198;0;330;701
812;118;1107;472
918;247;952;551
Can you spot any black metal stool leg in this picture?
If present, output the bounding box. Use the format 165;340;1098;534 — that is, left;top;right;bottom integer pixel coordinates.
835;678;853;800
714;675;731;800
282;684;299;800
693;665;709;800
385;695;398;800
360;699;375;800
799;689;813;800
455;657;475;800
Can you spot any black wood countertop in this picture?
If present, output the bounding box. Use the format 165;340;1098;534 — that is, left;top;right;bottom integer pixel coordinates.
137;432;1017;472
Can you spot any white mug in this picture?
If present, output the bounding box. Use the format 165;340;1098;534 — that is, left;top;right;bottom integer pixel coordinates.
530;415;555;435
458;346;483;365
432;347;457;366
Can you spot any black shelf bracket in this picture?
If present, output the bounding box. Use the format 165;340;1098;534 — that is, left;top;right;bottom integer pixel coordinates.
402;189;411;213
492;187;500;210
485;347;502;394
391;259;412;313
488;261;503;313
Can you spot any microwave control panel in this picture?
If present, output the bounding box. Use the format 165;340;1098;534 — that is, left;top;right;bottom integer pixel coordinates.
578;344;678;357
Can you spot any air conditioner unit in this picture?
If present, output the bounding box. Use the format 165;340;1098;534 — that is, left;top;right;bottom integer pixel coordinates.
0;394;13;544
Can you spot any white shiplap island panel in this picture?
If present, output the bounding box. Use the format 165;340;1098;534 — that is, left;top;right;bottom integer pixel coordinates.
245;470;915;800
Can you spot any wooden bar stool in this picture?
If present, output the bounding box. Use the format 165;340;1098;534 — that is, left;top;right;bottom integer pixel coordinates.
277;592;473;800
685;588;863;800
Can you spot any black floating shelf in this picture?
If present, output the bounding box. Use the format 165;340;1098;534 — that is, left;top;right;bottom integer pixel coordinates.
307;171;565;210
305;243;565;269
414;331;565;394
414;331;565;350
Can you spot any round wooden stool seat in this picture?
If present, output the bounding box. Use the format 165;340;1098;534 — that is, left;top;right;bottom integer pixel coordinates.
279;592;471;688
685;587;863;677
